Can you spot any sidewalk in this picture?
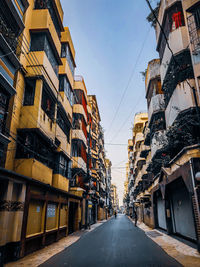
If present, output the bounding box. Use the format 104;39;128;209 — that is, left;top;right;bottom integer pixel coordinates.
5;220;108;267
128;217;200;267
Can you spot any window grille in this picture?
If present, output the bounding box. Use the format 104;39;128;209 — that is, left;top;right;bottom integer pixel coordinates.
23;79;36;106
41;84;55;120
57;108;71;142
187;6;200;54
30;32;59;76
0;90;9;134
16;131;54;168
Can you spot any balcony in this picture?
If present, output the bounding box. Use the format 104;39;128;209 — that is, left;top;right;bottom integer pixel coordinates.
72;129;87;147
74;76;87;98
18;80;56;141
58;92;73;120
148;94;165;124
135;132;144;147
145;59;160;94
26;51;59;93
53;0;64;25
73;104;87;124
14;158;53;185
52;173;69;192
56;125;71;155
59;58;74;89
30;9;61;58
72;157;87;173
165;80;196;128
160;26;189;83
140;144;150;158
151;130;168;158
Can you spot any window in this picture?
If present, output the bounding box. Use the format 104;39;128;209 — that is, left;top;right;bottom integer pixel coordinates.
92;139;96;151
54;153;71;178
57;108;71;142
16;131;54;168
34;0;61;38
59;75;74;106
194;9;200;29
23;79;36;106
72;113;87;138
41;84;55;120
74;89;87;113
0;89;9;135
92;158;96;169
30;32;59;76
72;113;82;130
61;43;75;76
158;2;185;59
72;139;87;163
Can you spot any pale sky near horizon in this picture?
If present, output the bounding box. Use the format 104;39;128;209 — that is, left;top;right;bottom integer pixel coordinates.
61;0;158;205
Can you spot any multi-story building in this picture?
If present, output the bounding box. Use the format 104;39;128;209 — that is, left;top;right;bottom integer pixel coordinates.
126;113;149;218
0;1;83;263
0;0;29;264
123;163;129;215
111;184;119;211
125;0;200;252
105;158;112;217
97;124;107;220
87;95;101;223
70;75;89;231
151;0;200;249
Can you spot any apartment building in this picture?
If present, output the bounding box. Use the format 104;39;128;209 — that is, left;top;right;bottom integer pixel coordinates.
111;184;119;211
124;0;200;252
87;95;100;223
0;0;82;262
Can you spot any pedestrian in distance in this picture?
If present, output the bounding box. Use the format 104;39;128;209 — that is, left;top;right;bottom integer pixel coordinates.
134;208;138;227
114;210;117;219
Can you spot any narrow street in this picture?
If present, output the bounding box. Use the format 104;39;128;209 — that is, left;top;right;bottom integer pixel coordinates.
40;215;181;267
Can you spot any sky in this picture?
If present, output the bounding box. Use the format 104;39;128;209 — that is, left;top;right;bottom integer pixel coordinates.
61;0;158;205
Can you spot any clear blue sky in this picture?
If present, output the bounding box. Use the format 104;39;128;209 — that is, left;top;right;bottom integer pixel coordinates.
61;0;158;204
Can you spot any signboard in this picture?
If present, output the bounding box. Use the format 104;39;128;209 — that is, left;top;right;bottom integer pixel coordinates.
47;204;56;217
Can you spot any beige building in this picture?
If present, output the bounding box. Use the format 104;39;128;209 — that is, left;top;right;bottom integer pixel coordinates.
124;0;200;252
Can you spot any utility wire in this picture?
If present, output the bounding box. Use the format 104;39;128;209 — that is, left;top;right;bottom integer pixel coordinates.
108;91;145;143
106;28;150;138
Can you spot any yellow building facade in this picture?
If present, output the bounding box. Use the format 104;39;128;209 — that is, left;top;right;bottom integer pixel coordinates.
0;0;82;262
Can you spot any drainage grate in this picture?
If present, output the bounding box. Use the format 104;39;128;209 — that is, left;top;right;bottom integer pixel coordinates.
146;231;163;238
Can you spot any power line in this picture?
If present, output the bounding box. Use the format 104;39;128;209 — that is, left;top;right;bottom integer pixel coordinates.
105;143;127;146
106;28;150;138
108;91;145;143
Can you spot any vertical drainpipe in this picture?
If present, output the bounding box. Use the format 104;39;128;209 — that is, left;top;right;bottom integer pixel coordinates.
189;159;200;252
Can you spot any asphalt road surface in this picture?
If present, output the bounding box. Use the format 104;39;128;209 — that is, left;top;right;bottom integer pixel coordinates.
40;215;182;267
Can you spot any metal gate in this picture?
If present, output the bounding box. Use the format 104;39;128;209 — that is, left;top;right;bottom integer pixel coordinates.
170;180;196;240
157;195;167;230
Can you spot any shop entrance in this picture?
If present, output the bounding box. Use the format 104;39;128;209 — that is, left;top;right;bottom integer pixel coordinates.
68;202;78;234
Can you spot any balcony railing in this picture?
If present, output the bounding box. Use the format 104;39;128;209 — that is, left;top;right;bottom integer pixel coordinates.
187;12;200;55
